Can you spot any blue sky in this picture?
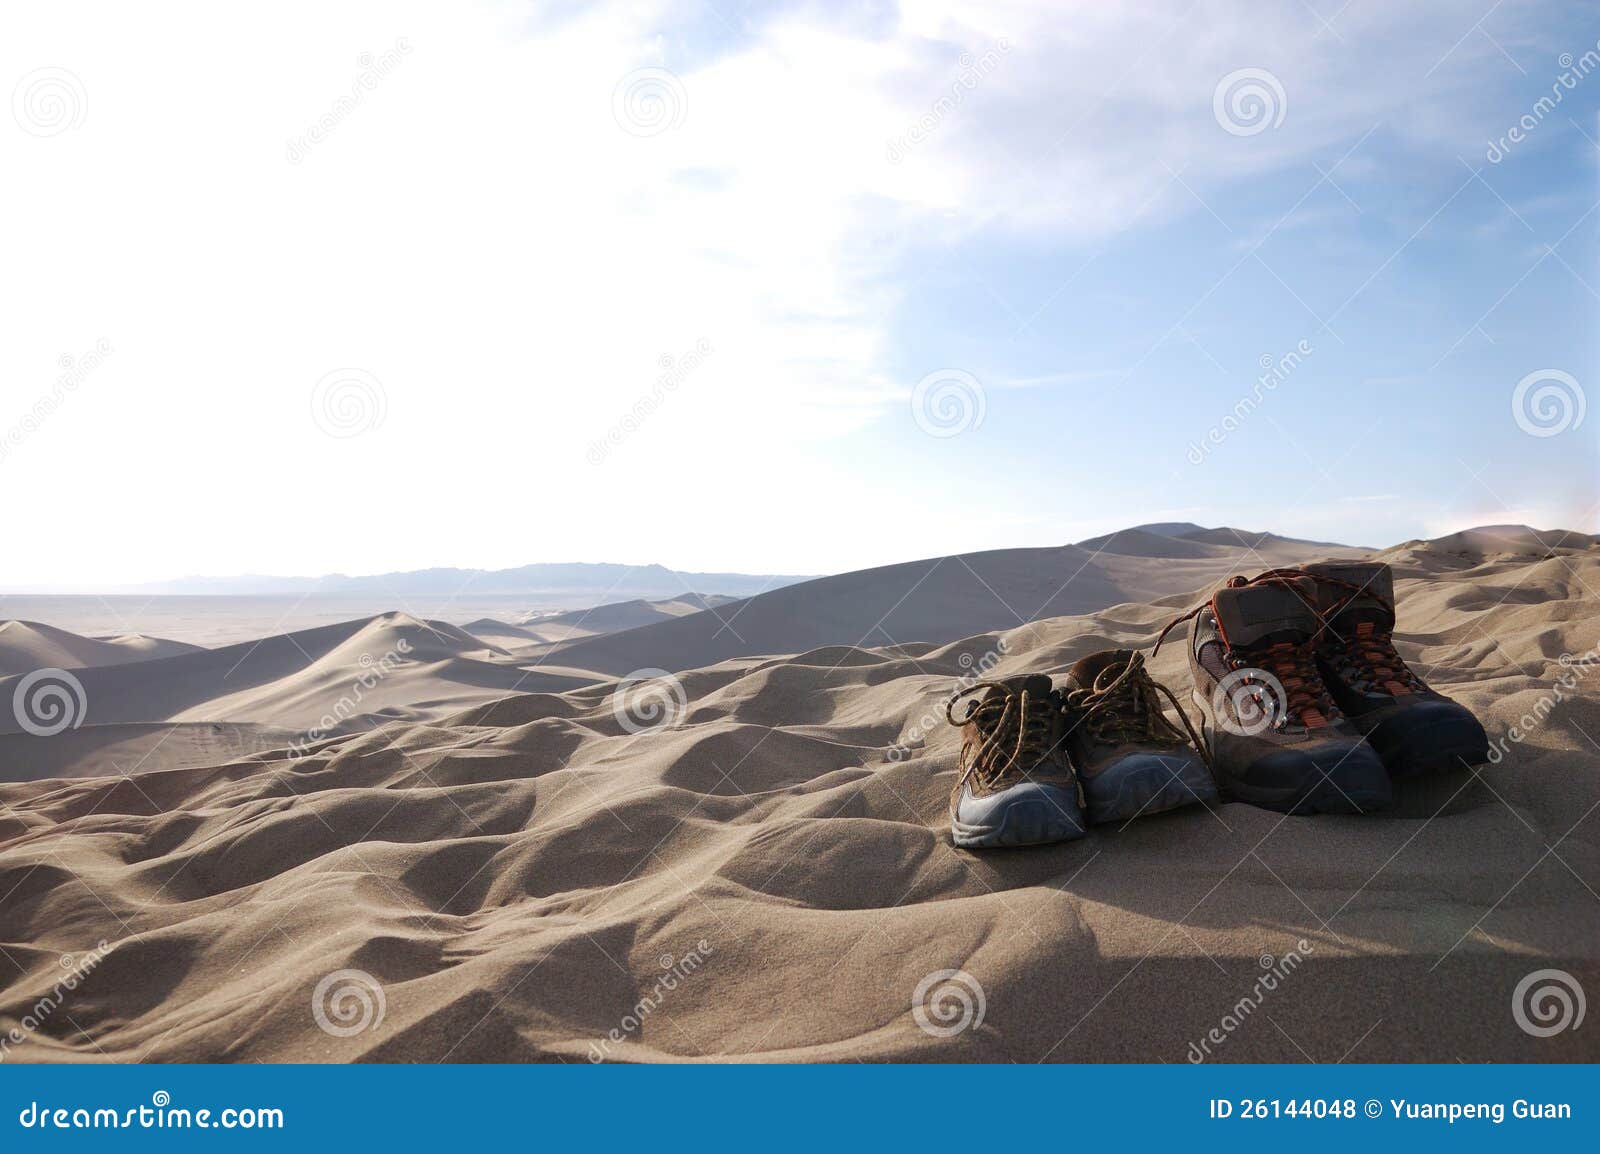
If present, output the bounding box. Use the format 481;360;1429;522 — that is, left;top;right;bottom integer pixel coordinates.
2;0;1597;584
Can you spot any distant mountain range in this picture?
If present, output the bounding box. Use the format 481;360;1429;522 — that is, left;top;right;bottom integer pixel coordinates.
95;562;818;600
16;525;1377;600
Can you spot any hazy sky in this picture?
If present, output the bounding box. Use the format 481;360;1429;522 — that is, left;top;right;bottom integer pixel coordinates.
4;0;1597;586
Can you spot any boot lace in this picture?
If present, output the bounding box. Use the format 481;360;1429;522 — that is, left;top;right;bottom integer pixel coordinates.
1152;570;1341;729
1229;639;1339;728
1060;651;1209;761
1324;624;1425;695
1309;574;1427;696
946;681;1060;792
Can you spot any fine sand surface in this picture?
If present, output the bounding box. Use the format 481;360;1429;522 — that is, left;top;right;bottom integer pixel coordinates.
0;525;1597;1062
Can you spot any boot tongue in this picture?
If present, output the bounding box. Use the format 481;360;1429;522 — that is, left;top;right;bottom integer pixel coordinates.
1211;579;1319;650
1066;649;1133;688
1305;561;1396;629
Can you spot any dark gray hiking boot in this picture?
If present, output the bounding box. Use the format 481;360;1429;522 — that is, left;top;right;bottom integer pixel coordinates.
1160;573;1392;814
1303;561;1489;777
1059;649;1217;824
946;674;1087;848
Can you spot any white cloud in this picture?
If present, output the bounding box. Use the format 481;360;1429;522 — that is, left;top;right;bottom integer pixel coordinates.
0;0;1569;582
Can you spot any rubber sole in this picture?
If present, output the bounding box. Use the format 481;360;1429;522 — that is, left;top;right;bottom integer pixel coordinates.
1386;741;1490;779
951;798;1088;849
1363;716;1491;780
1082;752;1218;824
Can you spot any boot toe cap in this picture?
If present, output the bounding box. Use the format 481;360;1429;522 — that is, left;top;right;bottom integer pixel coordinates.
952;781;1087;848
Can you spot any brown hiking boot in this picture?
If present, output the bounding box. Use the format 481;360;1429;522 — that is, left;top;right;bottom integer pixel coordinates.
1302;561;1488;776
1059;649;1217;823
1157;573;1392;814
946;674;1087;848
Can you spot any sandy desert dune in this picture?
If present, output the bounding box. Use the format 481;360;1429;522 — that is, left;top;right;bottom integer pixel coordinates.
0;523;1597;1062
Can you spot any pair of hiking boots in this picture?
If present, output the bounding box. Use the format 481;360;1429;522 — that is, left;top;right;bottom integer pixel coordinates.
947;649;1218;849
947;561;1489;848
